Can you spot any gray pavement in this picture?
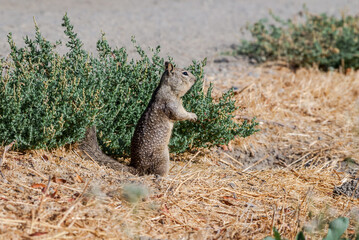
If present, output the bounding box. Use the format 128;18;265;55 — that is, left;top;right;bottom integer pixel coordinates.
0;0;358;66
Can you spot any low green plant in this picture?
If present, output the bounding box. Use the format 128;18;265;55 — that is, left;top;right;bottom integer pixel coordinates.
237;8;359;71
0;20;100;149
121;183;149;204
264;227;305;240
323;217;349;240
264;217;356;240
0;14;258;156
170;60;258;153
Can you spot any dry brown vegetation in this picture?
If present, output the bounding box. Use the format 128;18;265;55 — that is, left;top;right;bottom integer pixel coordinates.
1;65;359;239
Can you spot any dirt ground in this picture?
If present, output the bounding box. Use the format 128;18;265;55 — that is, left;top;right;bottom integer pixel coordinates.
0;65;358;239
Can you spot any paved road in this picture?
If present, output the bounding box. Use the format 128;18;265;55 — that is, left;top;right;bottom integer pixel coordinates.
0;0;358;66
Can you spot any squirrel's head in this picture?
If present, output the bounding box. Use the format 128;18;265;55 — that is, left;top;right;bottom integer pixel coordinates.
162;62;196;97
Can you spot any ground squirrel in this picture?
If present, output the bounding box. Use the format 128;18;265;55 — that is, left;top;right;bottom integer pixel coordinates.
130;62;197;176
79;62;197;176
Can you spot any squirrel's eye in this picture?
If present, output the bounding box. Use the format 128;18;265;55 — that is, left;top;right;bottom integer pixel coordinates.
182;71;188;76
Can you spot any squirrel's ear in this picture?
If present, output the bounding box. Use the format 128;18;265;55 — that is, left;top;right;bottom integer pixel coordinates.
165;62;174;73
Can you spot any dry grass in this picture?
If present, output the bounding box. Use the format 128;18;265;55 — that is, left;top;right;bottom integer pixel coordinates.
1;65;359;239
209;65;359;170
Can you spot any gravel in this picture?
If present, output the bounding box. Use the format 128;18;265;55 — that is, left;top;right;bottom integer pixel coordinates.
0;0;358;67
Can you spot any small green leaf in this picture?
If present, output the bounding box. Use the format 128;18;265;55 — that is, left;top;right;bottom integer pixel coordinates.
323;217;349;240
273;227;282;240
295;231;305;240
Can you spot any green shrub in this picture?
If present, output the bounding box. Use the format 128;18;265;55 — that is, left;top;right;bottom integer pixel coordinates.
0;14;258;156
237;8;359;71
171;62;258;153
0;20;100;149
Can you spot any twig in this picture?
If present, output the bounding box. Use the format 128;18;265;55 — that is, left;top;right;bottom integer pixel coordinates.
168;198;202;225
30;175;52;233
218;159;240;171
164;151;200;196
37;175;51;206
287;147;336;169
28;167;48;180
234;82;254;95
221;151;244;167
242;155;268;172
173;170;201;195
286;133;310;137
70;150;91;171
0;171;8;184
81;150;101;168
160;204;193;230
236;115;296;129
286;152;311;168
0;141;16;183
270;206;276;235
0;140;16;166
42;231;68;240
0;217;99;234
296;187;312;233
237;171;267;183
27;167;82;192
117;204;137;226
57;180;90;227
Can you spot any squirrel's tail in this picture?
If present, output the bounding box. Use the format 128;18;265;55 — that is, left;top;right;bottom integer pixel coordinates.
78;126;137;175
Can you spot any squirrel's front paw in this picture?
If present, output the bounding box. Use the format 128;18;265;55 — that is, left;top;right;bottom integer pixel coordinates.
189;113;197;122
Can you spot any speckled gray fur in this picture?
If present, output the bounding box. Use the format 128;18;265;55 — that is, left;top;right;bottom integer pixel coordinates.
130;62;197;176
